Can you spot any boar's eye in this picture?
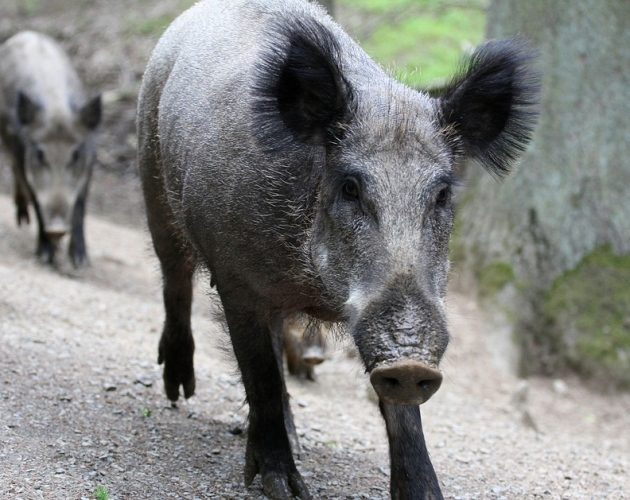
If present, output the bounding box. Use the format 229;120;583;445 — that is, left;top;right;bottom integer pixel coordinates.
341;177;360;201
35;147;46;165
71;147;81;165
435;186;452;208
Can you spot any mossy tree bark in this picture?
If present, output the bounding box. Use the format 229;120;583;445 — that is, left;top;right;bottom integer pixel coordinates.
456;0;630;385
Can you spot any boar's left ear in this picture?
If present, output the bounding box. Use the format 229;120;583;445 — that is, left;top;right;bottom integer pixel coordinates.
17;91;41;126
438;39;541;176
79;94;102;130
253;18;355;149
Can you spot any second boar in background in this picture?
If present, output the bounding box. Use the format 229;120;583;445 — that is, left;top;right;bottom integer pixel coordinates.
0;31;101;267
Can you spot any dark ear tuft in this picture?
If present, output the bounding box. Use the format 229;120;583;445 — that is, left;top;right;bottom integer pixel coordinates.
439;39;541;176
17;91;40;125
252;17;355;150
80;94;102;130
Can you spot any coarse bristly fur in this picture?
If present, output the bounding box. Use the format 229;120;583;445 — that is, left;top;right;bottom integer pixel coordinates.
439;38;541;176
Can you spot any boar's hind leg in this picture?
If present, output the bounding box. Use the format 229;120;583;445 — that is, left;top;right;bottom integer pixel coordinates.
380;403;443;500
69;184;89;267
222;301;311;500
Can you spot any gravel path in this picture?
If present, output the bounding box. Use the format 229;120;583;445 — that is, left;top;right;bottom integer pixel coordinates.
0;193;628;499
1;1;629;498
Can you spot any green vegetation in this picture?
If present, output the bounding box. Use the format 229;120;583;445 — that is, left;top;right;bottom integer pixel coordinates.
544;247;630;386
127;0;197;37
130;14;174;36
140;407;152;418
127;0;487;85
340;0;487;88
94;485;109;500
15;0;42;15
477;261;516;298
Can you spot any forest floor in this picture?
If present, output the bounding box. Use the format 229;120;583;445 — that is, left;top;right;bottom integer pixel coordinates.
1;0;629;499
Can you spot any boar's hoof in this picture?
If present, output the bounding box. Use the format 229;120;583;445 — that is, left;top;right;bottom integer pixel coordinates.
370;360;442;405
36;238;55;265
69;243;89;268
158;335;195;401
16;205;30;226
244;444;311;500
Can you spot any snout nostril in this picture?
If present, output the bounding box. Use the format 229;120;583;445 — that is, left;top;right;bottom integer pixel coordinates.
383;376;400;387
370;361;443;405
418;379;438;391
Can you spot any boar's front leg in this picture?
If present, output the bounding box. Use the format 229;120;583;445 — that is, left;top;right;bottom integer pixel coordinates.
221;299;310;500
69;184;89;267
13;174;30;226
32;203;55;264
140;148;196;401
380;403;443;500
158;253;195;401
3;125;30;226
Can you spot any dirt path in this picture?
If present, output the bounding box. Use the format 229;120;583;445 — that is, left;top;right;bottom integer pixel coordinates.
1;1;629;498
0;192;628;500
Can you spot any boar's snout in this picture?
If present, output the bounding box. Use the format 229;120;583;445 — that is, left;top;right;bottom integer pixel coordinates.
370;360;442;405
44;216;69;243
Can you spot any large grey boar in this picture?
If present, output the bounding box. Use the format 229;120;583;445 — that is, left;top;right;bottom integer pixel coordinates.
137;0;540;498
0;31;101;266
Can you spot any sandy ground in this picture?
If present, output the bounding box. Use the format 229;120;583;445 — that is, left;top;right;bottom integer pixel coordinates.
0;192;629;499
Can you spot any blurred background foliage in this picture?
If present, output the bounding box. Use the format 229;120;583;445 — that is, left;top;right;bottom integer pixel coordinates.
337;0;487;87
9;0;487;89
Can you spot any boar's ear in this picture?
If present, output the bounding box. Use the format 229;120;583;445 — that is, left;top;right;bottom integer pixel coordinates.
79;94;102;130
253;18;355;148
17;91;41;126
438;39;541;176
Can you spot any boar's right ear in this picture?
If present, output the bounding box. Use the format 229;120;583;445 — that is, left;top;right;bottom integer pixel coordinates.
79;94;102;130
253;18;355;149
17;91;40;126
438;39;541;176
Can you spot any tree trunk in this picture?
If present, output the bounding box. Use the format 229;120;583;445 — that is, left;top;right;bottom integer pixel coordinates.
455;0;630;386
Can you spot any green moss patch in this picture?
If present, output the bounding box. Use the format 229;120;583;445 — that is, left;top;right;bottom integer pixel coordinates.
544;247;630;387
477;261;516;298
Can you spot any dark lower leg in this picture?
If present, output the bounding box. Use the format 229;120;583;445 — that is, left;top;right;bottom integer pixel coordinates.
33;203;54;264
224;304;310;499
380;403;442;500
14;178;30;226
271;316;301;457
69;188;88;267
158;259;195;401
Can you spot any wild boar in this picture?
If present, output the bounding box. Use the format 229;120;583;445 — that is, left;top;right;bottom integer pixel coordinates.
137;0;540;497
0;31;101;266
